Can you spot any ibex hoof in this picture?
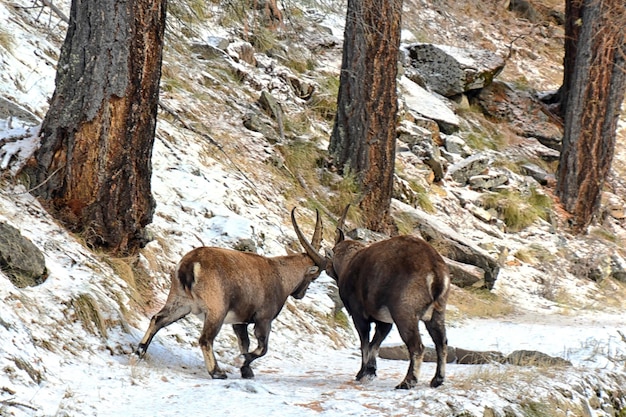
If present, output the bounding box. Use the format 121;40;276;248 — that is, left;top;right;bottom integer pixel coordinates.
210;371;228;380
430;376;444;388
395;380;416;390
355;368;376;382
241;366;255;379
133;345;147;359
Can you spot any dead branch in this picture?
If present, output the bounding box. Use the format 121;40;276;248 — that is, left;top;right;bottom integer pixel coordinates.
40;0;69;24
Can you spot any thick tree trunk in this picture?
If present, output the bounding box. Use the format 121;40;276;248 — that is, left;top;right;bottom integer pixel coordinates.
556;0;626;232
329;0;402;233
22;0;167;254
557;0;584;116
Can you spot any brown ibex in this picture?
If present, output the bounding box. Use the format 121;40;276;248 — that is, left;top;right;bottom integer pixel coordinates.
135;208;326;379
293;205;450;389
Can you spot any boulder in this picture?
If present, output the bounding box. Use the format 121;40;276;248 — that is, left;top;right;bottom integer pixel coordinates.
610;254;626;283
443;256;485;288
447;153;491;184
521;163;555;186
476;81;563;150
391;200;501;288
379;344;457;363
0;222;47;288
505;350;571;367
469;172;509;191
0;96;40;127
402;43;505;97
444;134;472;158
399;76;460;134
455;348;506;365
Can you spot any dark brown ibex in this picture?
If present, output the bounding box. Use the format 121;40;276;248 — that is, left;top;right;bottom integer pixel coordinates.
135;208;326;379
293;205;450;389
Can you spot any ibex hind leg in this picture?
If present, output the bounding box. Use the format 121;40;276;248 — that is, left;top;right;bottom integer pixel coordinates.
135;304;192;358
424;310;447;388
199;319;228;379
395;320;424;390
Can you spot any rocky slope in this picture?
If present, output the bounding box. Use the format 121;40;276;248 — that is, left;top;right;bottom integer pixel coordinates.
0;0;625;416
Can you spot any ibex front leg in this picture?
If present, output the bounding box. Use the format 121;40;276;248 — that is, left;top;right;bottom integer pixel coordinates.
240;320;271;379
233;323;250;354
135;304;192;358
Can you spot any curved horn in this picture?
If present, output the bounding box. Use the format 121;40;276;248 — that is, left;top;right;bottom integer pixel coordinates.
291;207;326;268
311;209;323;251
334;204;350;244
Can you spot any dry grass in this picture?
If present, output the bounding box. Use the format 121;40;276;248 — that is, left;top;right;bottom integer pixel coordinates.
0;29;14;53
597;278;626;311
68;294;108;338
447;285;514;321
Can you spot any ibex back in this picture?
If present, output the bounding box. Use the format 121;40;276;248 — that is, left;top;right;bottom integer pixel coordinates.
135;208;326;379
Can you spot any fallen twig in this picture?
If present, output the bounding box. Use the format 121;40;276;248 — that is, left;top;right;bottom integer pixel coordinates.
0;397;38;412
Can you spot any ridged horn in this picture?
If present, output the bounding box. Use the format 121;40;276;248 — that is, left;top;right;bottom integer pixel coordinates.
334;204;350;244
291;207;326;268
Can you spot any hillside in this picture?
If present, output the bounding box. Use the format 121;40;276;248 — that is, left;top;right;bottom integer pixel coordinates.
0;0;625;416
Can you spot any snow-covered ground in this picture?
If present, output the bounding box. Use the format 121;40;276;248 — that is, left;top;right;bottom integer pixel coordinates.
1;0;625;416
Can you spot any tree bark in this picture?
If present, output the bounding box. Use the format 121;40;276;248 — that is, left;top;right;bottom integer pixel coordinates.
557;0;584;116
22;0;167;254
329;0;402;233
556;0;626;232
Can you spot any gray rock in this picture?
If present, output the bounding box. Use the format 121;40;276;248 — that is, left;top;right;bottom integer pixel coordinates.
346;228;387;244
444;134;472;157
190;42;228;60
469;172;509;191
444;255;486;287
0;222;47;288
399;76;460;133
610;254;626;283
0;96;40;127
521;163;555;185
448;153;491;184
399;121;446;182
402;43;505;97
397;120;432;146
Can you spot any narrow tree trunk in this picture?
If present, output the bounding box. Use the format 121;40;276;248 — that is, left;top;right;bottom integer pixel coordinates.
329;0;402;233
556;0;626;232
22;0;167;254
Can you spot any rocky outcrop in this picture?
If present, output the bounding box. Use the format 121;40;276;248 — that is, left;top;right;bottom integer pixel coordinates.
379;344;572;367
0;222;47;288
402;43;505;97
397;120;446;182
475;81;563;150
